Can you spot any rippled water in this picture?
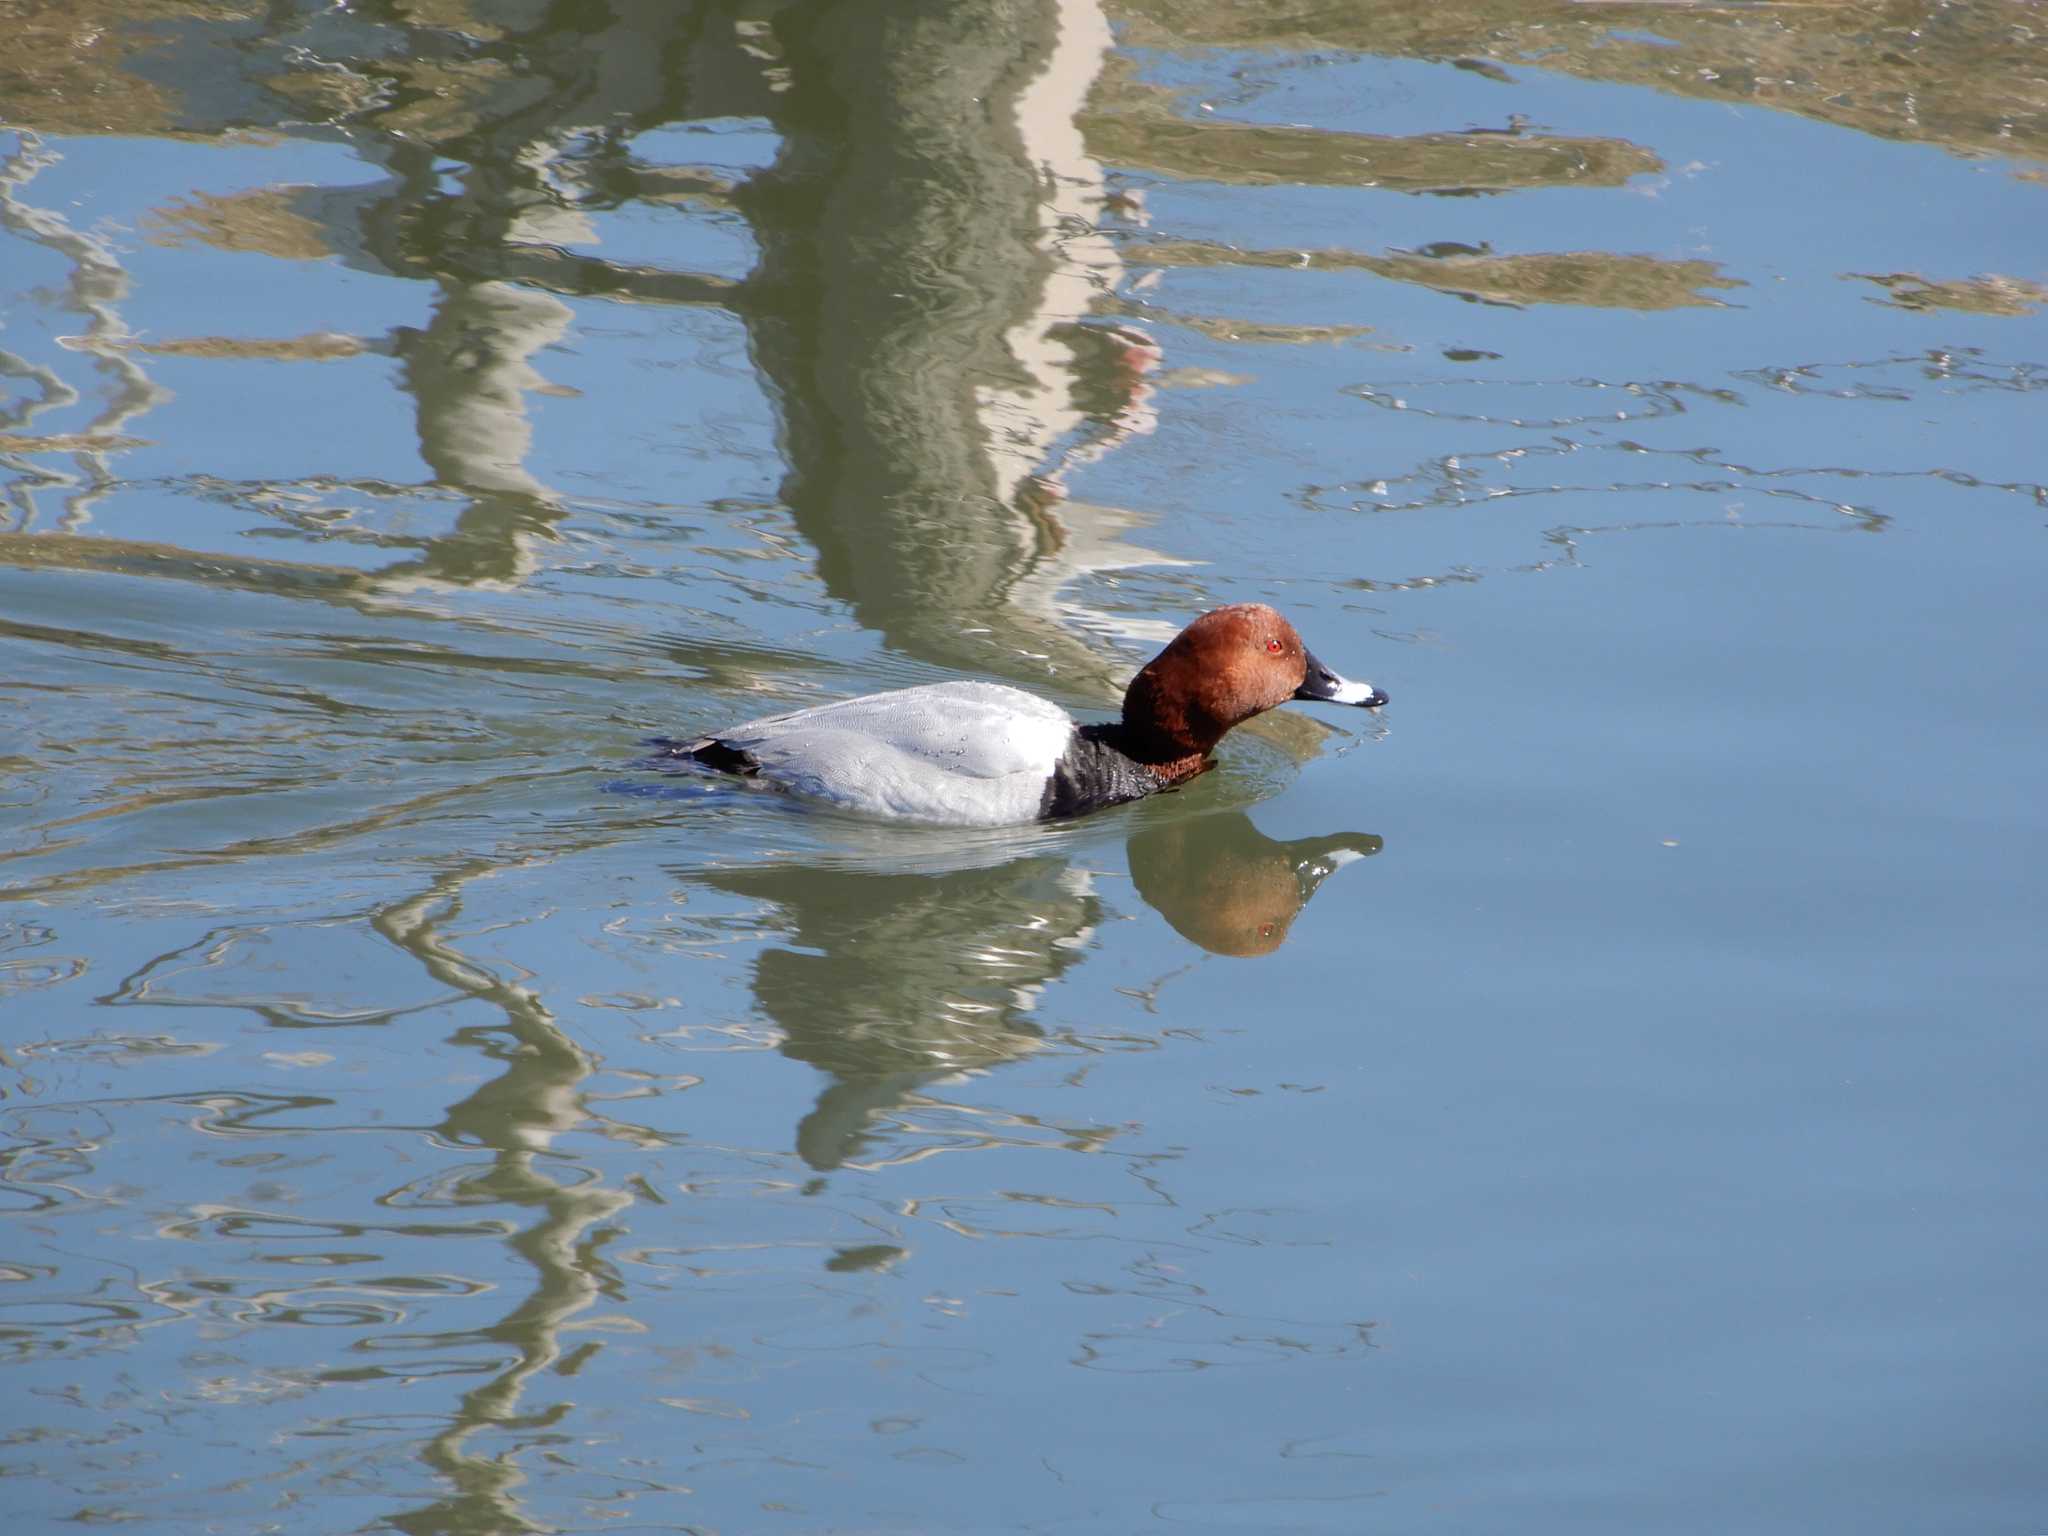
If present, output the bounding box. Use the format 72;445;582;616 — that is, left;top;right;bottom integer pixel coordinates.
4;4;2046;1532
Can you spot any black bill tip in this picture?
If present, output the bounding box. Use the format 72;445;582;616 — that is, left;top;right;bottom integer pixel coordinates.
1293;648;1388;710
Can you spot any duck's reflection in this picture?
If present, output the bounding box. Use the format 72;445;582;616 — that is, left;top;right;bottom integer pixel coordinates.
683;810;1379;1171
1128;816;1381;959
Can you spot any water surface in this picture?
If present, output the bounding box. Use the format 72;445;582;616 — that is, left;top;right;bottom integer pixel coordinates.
3;3;2045;1532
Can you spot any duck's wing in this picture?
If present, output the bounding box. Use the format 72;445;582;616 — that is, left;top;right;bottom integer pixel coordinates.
720;681;1076;782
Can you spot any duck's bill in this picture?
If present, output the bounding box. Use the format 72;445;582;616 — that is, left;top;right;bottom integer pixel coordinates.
1295;649;1389;709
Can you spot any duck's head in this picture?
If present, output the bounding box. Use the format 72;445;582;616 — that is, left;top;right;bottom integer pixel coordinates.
1121;603;1387;760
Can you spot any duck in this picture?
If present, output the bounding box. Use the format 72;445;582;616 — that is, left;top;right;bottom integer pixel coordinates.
653;603;1388;827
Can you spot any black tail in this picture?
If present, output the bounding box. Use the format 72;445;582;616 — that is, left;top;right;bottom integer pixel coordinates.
641;736;759;776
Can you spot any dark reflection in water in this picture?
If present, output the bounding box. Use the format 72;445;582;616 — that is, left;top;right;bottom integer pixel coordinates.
739;2;1112;671
19;793;1378;1529
690;809;1380;1170
362;861;634;1536
2;0;1164;690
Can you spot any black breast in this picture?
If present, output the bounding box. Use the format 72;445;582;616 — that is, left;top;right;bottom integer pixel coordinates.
1038;727;1168;820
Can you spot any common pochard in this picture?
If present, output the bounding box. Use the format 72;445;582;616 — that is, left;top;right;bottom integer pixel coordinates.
655;603;1388;827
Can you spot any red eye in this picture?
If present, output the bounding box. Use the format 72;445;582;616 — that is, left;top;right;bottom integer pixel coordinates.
1266;638;1283;655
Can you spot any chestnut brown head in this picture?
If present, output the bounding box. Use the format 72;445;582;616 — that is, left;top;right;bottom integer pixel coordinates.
1119;603;1386;762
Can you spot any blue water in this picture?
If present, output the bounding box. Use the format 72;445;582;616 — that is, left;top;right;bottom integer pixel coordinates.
3;6;2045;1532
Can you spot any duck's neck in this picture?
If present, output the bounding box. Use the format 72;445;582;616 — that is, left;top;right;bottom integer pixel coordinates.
1105;665;1225;783
1041;663;1225;820
1080;720;1211;789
